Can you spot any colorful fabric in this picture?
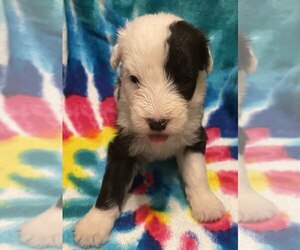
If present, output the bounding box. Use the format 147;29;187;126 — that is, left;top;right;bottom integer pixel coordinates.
0;0;62;249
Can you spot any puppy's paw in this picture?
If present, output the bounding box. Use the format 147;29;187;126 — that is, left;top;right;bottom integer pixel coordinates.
239;190;278;222
74;206;119;248
190;192;225;222
19;206;62;248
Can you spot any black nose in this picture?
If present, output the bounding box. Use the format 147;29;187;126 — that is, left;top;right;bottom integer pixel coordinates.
147;118;168;131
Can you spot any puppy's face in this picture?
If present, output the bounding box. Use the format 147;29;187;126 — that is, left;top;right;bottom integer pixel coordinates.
111;14;212;144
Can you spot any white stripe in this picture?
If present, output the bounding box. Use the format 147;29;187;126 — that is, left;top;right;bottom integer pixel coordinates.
41;71;62;123
207;160;238;171
86;70;103;129
63;106;78;136
203;105;218;127
239;104;269;126
63;188;82;200
0;189;30;200
0;220;15;229
248;137;300;147
209;138;238;147
247;160;300;171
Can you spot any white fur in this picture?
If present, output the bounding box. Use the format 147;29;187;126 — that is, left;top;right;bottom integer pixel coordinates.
19;206;62;248
177;151;225;222
74;206;119;248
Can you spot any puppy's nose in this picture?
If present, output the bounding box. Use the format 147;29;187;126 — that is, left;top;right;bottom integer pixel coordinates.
147;118;168;131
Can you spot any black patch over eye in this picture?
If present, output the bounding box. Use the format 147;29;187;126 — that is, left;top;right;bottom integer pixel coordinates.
183;75;192;83
165;20;210;101
130;75;140;84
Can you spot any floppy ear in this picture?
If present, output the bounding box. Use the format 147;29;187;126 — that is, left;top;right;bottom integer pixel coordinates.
110;44;122;70
206;49;213;74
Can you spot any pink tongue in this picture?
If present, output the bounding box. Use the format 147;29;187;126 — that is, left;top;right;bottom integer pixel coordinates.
148;134;169;144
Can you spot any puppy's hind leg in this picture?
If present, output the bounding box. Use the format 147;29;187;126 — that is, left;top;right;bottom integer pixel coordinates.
177;127;225;222
74;133;137;248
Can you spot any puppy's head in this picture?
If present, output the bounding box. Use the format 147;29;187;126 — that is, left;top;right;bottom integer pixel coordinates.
111;14;213;144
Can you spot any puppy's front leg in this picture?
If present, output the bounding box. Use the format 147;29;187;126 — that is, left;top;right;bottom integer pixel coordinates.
74;133;137;248
177;130;225;222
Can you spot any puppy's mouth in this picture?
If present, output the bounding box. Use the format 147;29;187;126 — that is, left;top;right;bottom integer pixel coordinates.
148;134;169;145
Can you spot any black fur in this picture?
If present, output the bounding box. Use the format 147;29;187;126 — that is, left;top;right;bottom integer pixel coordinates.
165;21;210;100
95;130;138;210
185;126;207;154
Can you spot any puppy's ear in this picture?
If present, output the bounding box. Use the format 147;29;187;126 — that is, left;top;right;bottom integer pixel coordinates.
167;21;213;76
110;44;122;70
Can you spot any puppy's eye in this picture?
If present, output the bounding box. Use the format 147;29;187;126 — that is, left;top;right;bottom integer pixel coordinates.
130;75;140;84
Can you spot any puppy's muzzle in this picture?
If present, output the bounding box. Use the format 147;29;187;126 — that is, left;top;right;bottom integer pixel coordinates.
147;118;168;131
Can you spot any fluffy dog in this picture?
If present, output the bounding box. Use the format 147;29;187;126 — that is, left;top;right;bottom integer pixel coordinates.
74;13;225;248
238;33;278;222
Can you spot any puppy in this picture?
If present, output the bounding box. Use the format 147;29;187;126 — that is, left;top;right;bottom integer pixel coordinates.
238;33;278;222
74;13;225;248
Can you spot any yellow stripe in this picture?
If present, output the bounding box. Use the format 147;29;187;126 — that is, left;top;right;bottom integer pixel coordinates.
0;135;61;188
63;127;116;188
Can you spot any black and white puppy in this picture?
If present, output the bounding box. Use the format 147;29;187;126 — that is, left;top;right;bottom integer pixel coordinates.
238;33;278;222
74;13;225;248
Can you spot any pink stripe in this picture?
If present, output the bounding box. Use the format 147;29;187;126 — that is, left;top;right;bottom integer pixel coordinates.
180;231;198;250
265;171;300;195
206;146;234;163
202;213;232;231
244;146;292;163
240;213;289;231
5;95;60;137
65;95;99;137
63;122;72;140
245;127;270;144
206;127;221;145
218;170;238;196
100;97;117;127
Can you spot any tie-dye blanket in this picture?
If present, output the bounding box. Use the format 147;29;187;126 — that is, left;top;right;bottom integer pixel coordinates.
63;1;238;249
0;0;62;249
